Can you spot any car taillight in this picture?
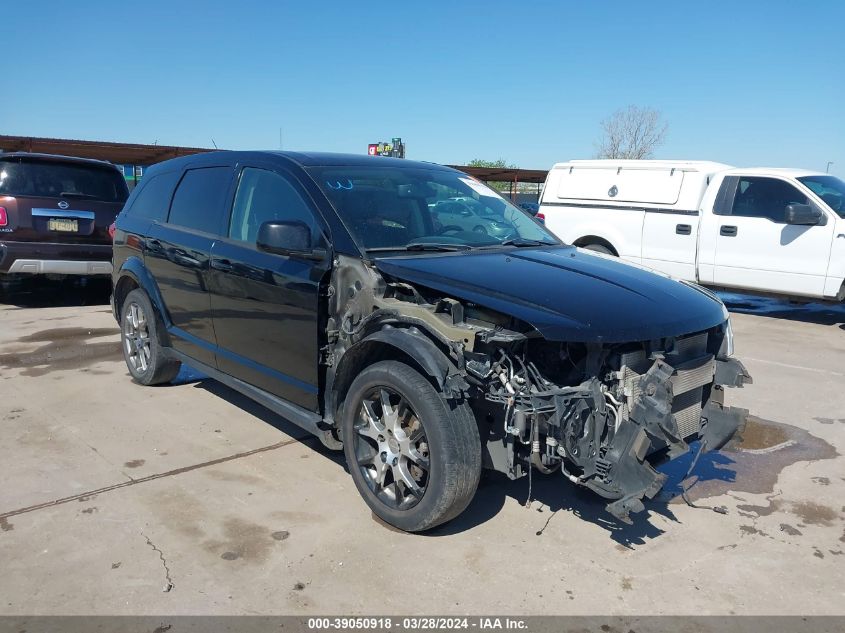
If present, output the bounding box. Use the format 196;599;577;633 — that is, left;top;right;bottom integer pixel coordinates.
0;207;7;227
108;222;116;240
535;212;545;223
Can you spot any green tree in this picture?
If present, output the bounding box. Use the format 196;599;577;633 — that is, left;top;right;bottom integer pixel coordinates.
467;158;518;192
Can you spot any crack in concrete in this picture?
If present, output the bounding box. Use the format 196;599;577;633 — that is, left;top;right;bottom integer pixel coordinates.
0;434;313;521
142;532;174;592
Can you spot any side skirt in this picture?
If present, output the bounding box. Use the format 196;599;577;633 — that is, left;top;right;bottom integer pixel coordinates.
167;350;324;438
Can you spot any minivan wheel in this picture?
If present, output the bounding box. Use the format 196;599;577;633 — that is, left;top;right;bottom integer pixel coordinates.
342;360;481;532
121;289;181;385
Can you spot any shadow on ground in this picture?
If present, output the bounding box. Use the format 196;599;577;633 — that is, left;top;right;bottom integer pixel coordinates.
0;277;112;308
718;291;845;329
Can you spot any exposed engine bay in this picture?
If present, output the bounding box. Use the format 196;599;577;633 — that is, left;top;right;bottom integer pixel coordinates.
323;254;752;523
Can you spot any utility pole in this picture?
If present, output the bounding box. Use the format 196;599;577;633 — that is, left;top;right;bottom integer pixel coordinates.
826;161;834;173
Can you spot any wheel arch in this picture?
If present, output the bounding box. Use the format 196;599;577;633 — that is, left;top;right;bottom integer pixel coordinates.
329;327;453;424
572;235;619;255
113;256;170;327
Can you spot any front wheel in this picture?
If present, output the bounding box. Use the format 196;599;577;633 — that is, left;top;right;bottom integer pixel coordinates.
342;361;481;532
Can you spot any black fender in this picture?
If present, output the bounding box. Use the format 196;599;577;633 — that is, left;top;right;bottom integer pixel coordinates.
113;256;171;329
361;327;451;386
325;325;457;429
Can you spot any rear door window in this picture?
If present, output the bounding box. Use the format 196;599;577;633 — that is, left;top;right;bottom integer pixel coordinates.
167;167;232;235
731;177;808;222
125;171;180;222
0;158;128;203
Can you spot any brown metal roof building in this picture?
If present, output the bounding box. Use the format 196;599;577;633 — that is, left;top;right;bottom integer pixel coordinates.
0;135;547;189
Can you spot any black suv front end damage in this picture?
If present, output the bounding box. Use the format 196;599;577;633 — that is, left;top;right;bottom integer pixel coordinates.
474;330;750;523
324;252;751;524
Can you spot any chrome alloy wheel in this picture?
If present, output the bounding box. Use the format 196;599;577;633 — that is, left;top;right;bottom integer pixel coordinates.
123;301;151;373
352;387;430;510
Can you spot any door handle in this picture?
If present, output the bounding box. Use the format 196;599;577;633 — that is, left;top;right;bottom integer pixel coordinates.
212;258;234;272
172;249;201;267
720;225;738;237
676;224;692;235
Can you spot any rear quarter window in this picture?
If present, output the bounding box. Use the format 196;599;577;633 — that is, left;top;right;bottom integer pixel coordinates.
167;167;232;235
124;171;180;222
0;158;129;203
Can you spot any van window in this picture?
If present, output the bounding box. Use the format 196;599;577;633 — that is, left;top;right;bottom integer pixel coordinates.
731;177;808;222
168;167;231;234
0;157;128;203
228;168;319;244
125;171;180;221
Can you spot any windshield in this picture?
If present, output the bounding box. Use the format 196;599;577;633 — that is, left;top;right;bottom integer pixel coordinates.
309;165;559;252
0;158;129;203
798;175;845;218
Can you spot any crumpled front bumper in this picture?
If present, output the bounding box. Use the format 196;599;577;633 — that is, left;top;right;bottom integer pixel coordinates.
588;356;752;524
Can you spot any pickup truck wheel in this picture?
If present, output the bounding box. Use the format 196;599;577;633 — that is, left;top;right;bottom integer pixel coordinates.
342;360;481;532
121;289;181;386
582;243;613;255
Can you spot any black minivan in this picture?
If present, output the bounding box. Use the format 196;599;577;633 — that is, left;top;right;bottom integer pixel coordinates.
112;151;749;532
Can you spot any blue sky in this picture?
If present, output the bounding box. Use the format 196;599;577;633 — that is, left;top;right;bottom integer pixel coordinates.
2;1;843;175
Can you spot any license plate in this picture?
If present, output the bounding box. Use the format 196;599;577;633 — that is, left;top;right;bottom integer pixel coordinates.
48;218;78;232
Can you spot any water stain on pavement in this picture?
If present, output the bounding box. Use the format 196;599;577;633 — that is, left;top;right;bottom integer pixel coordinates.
662;416;838;504
0;327;121;377
203;517;288;564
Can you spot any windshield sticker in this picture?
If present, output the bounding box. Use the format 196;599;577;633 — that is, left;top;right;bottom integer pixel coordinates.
459;177;499;198
326;179;354;190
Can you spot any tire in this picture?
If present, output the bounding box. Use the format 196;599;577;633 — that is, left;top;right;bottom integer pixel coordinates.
0;274;24;300
582;243;614;255
120;289;181;385
342;360;481;532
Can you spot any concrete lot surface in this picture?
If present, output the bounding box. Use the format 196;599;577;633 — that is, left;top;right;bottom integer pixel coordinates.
1;281;844;615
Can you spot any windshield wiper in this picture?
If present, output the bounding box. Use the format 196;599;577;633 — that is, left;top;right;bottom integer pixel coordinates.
366;243;472;253
60;192;99;199
481;238;558;248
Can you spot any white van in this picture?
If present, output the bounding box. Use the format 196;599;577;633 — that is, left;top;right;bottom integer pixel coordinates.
539;160;845;302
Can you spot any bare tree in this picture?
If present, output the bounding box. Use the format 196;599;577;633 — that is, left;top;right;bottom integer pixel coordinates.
595;106;668;159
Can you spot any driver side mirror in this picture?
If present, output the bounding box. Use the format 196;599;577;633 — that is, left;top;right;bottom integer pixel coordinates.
784;203;823;226
257;220;326;260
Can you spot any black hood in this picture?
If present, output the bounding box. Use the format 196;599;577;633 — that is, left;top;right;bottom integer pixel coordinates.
373;245;727;343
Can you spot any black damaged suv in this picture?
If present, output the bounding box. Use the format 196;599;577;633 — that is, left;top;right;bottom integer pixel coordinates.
112;151;751;532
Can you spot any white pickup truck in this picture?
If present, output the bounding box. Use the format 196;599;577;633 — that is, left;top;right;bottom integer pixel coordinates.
539;160;845;302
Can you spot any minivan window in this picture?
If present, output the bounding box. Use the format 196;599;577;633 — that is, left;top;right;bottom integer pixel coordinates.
229;168;319;244
731;177;808;222
168;167;231;234
126;171;180;222
798;175;845;218
0;157;128;203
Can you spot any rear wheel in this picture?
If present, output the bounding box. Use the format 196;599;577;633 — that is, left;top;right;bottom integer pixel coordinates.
121;289;181;385
342;361;481;532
